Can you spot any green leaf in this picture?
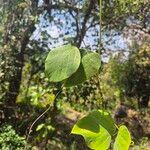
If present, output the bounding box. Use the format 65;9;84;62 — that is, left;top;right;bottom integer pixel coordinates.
65;51;101;86
47;125;55;131
45;44;81;82
82;52;101;79
113;125;131;150
71;110;116;150
36;124;45;131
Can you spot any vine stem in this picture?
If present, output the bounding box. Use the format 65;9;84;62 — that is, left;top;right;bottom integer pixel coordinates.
98;0;102;55
97;0;105;109
24;88;62;150
25;107;51;144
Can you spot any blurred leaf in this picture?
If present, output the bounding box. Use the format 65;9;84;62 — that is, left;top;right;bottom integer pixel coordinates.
36;124;45;131
47;125;55;131
40;93;55;107
18;2;28;8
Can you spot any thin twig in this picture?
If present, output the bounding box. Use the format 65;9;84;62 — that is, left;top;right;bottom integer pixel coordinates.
97;0;105;109
25;88;62;149
97;75;105;109
99;0;102;55
25;107;51;142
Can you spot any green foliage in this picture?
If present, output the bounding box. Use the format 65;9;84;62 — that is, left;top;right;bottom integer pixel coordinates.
45;44;81;82
17;81;55;108
71;110;114;150
66;51;101;86
114;125;131;150
45;45;100;86
0;0;148;149
121;38;150;108
72;110;116;135
100;54;125;104
71;110;131;150
44;42;132;149
62;83;98;112
73;125;111;150
36;123;55;140
0;125;29;150
27;86;55;108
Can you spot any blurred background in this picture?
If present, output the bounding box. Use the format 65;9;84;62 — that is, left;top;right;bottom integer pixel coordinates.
0;0;150;149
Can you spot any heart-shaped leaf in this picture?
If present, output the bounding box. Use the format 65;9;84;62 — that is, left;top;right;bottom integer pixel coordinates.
65;51;101;86
45;44;81;82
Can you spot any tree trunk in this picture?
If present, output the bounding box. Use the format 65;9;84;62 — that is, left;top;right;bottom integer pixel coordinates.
2;23;36;123
0;0;38;123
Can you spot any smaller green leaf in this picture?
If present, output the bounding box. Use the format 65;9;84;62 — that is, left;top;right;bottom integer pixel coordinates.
113;125;131;150
82;52;100;79
47;125;55;131
36;124;45;131
65;51;101;86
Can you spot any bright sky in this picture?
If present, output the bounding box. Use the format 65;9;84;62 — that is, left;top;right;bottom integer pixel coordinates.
31;0;144;62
